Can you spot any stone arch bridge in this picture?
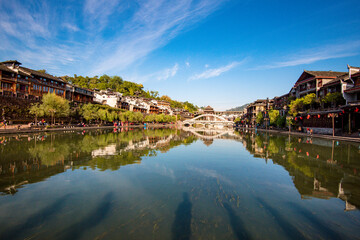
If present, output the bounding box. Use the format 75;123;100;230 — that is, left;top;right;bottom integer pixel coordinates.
182;114;234;128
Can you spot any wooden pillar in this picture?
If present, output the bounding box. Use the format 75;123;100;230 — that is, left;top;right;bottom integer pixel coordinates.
349;112;351;134
332;114;335;137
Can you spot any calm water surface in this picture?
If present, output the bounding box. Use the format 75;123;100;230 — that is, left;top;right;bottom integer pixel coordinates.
0;128;360;239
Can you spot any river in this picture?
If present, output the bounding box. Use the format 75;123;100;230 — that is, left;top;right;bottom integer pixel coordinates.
0;128;359;239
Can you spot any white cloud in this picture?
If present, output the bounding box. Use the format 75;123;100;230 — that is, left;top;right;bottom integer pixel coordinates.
185;61;190;67
62;23;80;32
256;41;360;69
156;63;179;81
91;0;225;74
131;63;179;83
0;0;225;76
205;64;209;68
189;61;242;81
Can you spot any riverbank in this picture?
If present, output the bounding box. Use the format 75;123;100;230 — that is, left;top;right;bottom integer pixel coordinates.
236;127;360;143
0;123;178;135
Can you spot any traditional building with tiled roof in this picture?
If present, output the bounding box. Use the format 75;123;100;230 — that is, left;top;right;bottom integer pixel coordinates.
292;70;347;98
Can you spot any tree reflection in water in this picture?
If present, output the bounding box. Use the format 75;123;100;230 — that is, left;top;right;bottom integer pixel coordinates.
234;130;360;211
0;129;197;195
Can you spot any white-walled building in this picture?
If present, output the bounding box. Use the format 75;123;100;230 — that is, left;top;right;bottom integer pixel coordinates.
93;90;122;108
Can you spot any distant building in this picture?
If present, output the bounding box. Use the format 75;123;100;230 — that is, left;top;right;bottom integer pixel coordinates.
65;84;94;104
93;90;122;108
273;93;289;116
203;105;215;114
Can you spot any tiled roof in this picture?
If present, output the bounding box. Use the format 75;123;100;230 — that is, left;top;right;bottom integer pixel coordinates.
19;67;65;82
304;70;347;78
0;63;16;73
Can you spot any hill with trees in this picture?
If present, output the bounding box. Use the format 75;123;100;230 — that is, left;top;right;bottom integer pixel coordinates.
227;103;248;111
62;74;198;112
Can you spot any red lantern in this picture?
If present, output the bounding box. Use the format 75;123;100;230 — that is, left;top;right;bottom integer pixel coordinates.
342;110;345;113
307;115;310;119
300;117;303;120
355;107;359;113
295;117;297;121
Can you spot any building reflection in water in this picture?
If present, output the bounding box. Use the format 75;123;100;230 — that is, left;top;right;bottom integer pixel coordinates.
0;128;359;212
233;130;360;211
0;129;197;195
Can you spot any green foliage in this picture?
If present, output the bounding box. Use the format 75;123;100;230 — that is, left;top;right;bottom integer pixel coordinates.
81;104;99;121
321;92;345;106
286;116;294;126
269;109;280;126
64;75;145;97
289;98;304;116
29;103;45;122
133;112;144;123
288;93;316;117
64;74;198;112
144;114;156;122
40;93;70;124
81;103;122;123
256;112;264;124
234;117;241;123
98;109;108;122
303;93;316;105
276;115;286;127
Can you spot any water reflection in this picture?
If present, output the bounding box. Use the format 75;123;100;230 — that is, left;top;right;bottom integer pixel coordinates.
0;129;197;195
223;202;250;240
0;194;72;240
0;128;360;239
56;192;113;240
234;130;360;211
172;192;192;240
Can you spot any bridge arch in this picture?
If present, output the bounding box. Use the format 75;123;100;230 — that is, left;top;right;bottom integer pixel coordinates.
183;114;233;123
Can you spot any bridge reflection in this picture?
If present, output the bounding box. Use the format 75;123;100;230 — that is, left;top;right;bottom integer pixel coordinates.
183;114;234;128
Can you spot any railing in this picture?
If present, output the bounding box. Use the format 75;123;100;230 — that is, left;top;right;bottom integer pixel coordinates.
17;78;30;84
1;76;16;82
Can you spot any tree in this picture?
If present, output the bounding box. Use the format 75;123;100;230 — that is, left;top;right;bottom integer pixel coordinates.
134;112;144;123
288;98;304;117
37;69;48;74
160;95;171;102
145;114;156;122
81;104;99;122
269;109;280;126
156;114;165;123
150;91;159;99
97;109;108;124
124;111;135;122
29;103;44;124
118;112;125;122
276;115;286;128
107;111;118;122
256;112;264;125
41;93;70;125
321;92;346;107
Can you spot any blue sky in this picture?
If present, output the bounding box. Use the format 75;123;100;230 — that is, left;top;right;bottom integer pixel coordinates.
1;0;360;110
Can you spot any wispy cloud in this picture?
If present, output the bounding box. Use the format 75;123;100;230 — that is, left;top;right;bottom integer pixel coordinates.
185;61;190;67
91;0;225;74
62;23;80;32
0;0;225;76
256;41;360;70
130;63;179;83
189;61;243;81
